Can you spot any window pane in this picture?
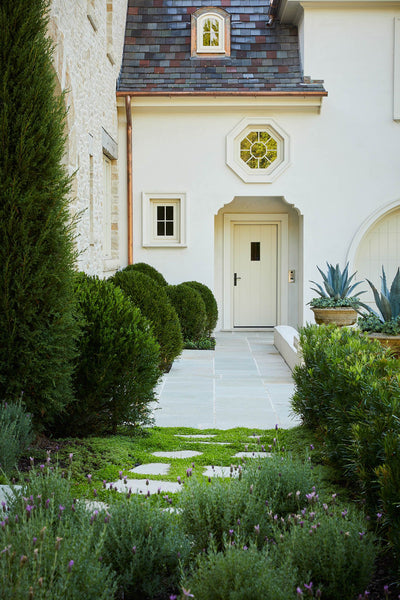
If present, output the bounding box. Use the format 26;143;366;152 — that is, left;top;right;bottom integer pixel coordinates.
157;222;165;236
165;221;174;236
251;242;260;261
157;206;165;220
203;18;219;47
166;206;174;220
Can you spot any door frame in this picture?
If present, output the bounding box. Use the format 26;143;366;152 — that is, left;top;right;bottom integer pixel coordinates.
222;213;288;330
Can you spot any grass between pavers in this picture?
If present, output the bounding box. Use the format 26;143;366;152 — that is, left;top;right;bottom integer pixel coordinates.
23;426;328;501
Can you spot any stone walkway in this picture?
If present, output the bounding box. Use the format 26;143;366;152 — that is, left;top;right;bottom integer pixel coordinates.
152;331;298;430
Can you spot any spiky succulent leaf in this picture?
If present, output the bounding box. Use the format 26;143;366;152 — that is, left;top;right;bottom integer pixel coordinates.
381;267;389;299
310;282;328;298
389;267;400;319
311;262;365;301
366;278;392;322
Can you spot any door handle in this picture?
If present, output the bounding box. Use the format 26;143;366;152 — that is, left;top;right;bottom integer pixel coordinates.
234;273;242;286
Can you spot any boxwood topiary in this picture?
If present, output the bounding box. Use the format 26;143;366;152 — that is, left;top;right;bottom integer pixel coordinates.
183;281;218;336
64;273;160;436
166;283;207;342
121;262;167;287
111;270;183;370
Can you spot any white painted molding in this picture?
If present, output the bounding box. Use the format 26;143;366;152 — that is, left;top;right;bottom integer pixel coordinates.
394;18;400;121
226;117;291;184
142;192;188;248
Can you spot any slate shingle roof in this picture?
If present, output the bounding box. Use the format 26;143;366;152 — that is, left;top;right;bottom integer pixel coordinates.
117;0;326;94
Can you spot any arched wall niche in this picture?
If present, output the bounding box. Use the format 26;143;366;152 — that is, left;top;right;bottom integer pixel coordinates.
348;200;400;305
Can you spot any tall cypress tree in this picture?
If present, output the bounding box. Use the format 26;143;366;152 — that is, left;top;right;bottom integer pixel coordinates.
0;0;78;429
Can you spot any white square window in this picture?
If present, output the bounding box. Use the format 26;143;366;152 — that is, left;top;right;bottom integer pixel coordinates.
142;193;187;247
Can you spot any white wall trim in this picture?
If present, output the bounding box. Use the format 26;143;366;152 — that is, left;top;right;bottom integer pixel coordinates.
142;192;188;247
346;199;400;269
222;213;289;329
394;18;400;120
226;117;291;183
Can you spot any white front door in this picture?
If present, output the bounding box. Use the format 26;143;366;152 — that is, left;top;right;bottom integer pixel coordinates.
233;223;278;327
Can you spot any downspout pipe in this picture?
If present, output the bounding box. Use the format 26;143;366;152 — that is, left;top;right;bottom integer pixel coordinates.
125;94;133;265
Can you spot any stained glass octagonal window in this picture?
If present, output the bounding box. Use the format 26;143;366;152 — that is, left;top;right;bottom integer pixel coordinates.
226;118;290;183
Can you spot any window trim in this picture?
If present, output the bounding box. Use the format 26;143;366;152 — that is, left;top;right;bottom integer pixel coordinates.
226;117;290;183
191;7;231;58
142;192;187;247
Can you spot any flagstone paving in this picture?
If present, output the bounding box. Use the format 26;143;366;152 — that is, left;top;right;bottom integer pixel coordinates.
153;331;298;429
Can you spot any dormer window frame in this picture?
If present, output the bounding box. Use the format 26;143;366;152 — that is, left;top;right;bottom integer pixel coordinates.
191;7;231;58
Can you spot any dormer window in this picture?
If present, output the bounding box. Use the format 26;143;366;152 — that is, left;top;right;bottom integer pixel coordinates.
191;7;230;57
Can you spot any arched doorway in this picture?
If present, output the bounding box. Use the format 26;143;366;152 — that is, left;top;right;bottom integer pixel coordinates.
214;196;303;330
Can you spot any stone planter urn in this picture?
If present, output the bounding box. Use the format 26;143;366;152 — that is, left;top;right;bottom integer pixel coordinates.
367;333;400;357
311;307;358;327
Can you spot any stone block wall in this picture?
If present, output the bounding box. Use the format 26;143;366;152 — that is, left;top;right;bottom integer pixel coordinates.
48;0;128;275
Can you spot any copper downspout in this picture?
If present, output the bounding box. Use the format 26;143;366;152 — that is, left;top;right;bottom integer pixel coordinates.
125;94;133;265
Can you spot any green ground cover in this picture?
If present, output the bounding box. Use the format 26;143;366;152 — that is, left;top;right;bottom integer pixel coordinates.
21;426;326;503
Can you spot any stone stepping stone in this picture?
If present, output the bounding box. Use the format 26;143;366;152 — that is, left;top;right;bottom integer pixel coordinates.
152;451;202;459
0;485;21;506
202;466;240;478
110;479;182;495
187;441;229;445
130;463;170;476
175;434;216;439
234;452;272;458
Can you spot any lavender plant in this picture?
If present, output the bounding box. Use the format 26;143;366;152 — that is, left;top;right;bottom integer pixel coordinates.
0;464;116;599
181;543;297;600
100;495;190;600
0;399;33;476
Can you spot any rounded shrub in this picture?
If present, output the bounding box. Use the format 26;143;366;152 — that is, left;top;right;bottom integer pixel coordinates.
121;262;167;287
65;273;160;436
166;284;207;342
111;270;183;370
183;281;218;335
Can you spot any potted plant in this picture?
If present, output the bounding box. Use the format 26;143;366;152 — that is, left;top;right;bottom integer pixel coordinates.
309;262;366;327
358;267;400;355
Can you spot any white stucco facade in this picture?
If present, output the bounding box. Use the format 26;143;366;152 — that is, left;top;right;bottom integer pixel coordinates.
115;1;400;329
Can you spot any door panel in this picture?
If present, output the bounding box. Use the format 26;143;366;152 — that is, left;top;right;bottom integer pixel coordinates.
233;223;278;327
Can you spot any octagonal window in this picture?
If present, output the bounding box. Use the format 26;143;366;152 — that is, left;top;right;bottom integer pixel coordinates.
240;131;278;170
226;118;290;183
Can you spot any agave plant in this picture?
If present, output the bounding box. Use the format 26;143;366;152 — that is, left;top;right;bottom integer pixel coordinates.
365;267;400;322
310;262;365;307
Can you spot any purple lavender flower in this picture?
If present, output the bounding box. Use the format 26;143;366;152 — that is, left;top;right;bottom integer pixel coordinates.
254;524;260;535
45;499;50;508
182;590;194;598
68;559;74;573
87;474;92;483
102;480;107;489
69;453;73;463
186;468;192;477
39;464;45;471
377;512;383;521
170;596;178;600
341;509;348;518
228;529;234;537
296;587;303;597
119;471;123;480
310;444;314;450
15;514;18;523
132;546;136;554
359;532;366;540
177;476;181;485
